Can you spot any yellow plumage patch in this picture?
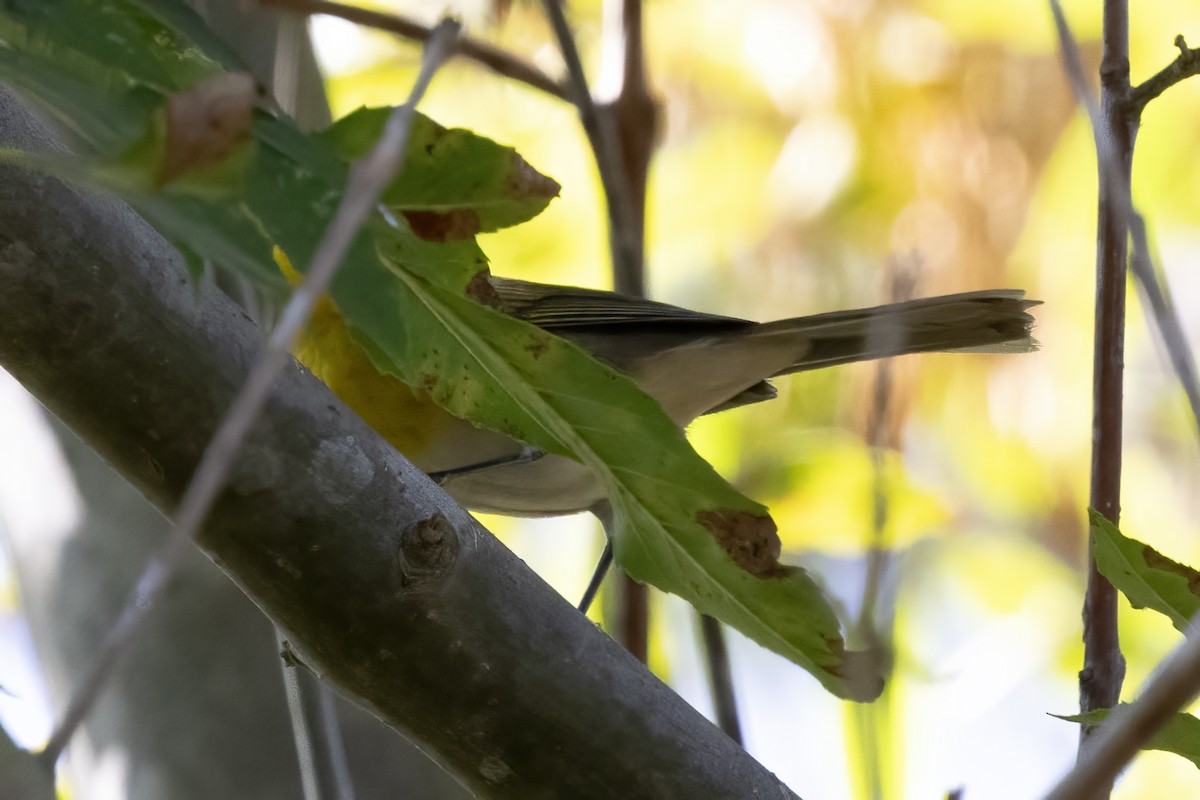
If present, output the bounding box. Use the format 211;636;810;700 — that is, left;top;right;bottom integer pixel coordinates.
272;247;456;461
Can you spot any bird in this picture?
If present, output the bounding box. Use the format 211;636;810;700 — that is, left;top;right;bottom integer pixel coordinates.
284;256;1038;518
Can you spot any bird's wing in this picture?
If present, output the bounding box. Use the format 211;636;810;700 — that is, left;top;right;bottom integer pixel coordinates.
489;276;751;330
487;275;777;415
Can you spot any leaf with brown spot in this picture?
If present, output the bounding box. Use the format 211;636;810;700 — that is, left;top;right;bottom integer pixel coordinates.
696;509;786;578
523;336;549;360
158;72;256;187
505;157;561;206
402;209;483;242
1091;509;1200;632
1142;548;1200;594
465;271;504;309
322;107;560;233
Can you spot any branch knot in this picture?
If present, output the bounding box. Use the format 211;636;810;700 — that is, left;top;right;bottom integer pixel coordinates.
399;511;459;580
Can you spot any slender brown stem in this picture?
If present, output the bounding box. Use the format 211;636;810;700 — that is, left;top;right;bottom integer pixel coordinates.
596;0;658;295
699;614;743;746
261;0;570;101
615;577;649;663
1049;2;1131;765
1079;2;1130;772
598;0;657;666
540;0;648;290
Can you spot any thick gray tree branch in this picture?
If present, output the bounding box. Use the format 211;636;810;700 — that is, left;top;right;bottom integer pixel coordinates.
0;90;797;799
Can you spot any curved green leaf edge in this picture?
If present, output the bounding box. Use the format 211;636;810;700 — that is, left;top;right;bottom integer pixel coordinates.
322;107;561;236
1090;509;1200;633
1055;705;1200;770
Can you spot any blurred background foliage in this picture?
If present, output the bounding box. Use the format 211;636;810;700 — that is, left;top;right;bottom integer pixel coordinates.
295;0;1200;796
3;0;1200;797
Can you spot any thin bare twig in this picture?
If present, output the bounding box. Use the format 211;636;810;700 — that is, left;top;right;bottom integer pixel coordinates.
1048;3;1128;775
1129;35;1200;116
540;0;642;287
262;0;569;101
1110;33;1200;441
1128;217;1200;437
595;0;658;295
1043;616;1200;800
38;19;462;767
698;615;743;746
599;0;658;663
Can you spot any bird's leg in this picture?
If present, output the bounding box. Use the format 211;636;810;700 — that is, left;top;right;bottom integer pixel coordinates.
578;500;617;613
426;445;545;484
577;540;613;614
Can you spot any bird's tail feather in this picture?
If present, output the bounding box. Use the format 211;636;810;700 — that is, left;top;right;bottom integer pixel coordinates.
759;290;1039;377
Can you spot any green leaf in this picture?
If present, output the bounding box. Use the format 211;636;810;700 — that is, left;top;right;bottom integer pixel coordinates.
1055;706;1200;770
0;0;227;154
1090;509;1200;632
0;0;883;700
322;107;561;237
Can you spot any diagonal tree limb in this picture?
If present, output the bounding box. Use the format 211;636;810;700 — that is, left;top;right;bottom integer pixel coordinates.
0;89;798;799
38;18;462;766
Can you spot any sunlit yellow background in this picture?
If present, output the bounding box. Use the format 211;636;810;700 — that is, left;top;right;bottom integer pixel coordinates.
291;0;1200;797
